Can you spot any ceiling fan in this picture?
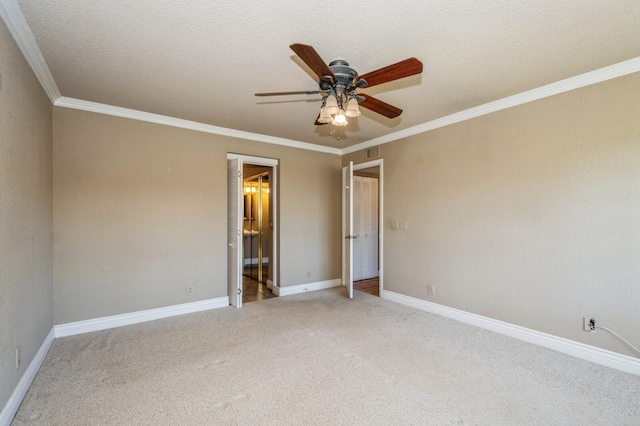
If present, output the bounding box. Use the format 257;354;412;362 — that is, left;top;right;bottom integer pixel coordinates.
255;44;423;126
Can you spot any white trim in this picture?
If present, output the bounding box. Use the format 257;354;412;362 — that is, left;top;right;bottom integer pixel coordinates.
378;163;384;294
272;279;341;297
0;328;55;426
342;57;640;155
54;297;229;338
0;0;61;103
227;153;279;297
227;153;278;166
353;159;384;171
55;97;342;155
381;290;640;375
270;164;278;288
341;163;354;297
341;166;346;289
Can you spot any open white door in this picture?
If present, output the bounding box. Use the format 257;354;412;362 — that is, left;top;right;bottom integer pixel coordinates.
227;157;243;307
342;161;354;299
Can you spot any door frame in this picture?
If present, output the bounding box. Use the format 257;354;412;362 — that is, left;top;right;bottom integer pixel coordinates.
342;162;354;298
342;159;384;295
227;153;279;306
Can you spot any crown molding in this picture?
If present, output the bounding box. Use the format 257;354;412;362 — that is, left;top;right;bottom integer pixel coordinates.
55;57;640;157
4;0;638;156
342;56;640;155
0;0;60;103
1;0;339;155
54;97;342;155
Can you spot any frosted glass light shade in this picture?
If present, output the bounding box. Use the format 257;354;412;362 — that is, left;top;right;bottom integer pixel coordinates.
325;95;339;115
318;107;332;123
345;98;361;117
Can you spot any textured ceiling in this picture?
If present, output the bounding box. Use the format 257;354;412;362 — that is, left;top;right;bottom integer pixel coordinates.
15;0;640;149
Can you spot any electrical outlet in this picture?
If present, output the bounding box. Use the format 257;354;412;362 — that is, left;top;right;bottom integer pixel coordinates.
15;346;20;369
186;286;194;296
390;220;398;230
427;285;435;296
583;317;596;332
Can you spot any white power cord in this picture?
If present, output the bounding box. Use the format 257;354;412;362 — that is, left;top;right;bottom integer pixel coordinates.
594;325;640;358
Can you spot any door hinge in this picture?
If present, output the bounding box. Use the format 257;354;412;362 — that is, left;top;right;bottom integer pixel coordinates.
238;288;242;295
238;171;241;177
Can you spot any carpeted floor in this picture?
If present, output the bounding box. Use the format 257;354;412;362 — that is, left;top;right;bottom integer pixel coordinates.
13;288;640;425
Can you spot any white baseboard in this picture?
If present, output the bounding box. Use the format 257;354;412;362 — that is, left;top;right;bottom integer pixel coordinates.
266;279;273;290
272;278;341;297
381;290;640;375
54;297;230;338
0;328;55;426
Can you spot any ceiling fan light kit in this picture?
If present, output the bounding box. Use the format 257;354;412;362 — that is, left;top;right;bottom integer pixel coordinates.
255;43;423;128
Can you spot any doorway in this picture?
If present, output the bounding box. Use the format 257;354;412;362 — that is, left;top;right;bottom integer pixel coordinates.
227;154;279;308
242;165;275;303
342;159;383;299
352;173;379;281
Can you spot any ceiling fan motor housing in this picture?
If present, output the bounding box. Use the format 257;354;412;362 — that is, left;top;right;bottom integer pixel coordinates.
320;60;361;96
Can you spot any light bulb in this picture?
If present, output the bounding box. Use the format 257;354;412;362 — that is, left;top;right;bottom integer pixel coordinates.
331;109;348;126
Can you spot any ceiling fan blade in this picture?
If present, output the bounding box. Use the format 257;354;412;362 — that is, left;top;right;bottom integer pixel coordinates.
255;90;324;96
358;95;403;118
290;43;336;82
355;58;423;88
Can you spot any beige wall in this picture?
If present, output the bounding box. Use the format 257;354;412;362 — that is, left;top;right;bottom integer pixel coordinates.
3;13;638;410
53;108;341;323
0;22;53;408
344;72;640;357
